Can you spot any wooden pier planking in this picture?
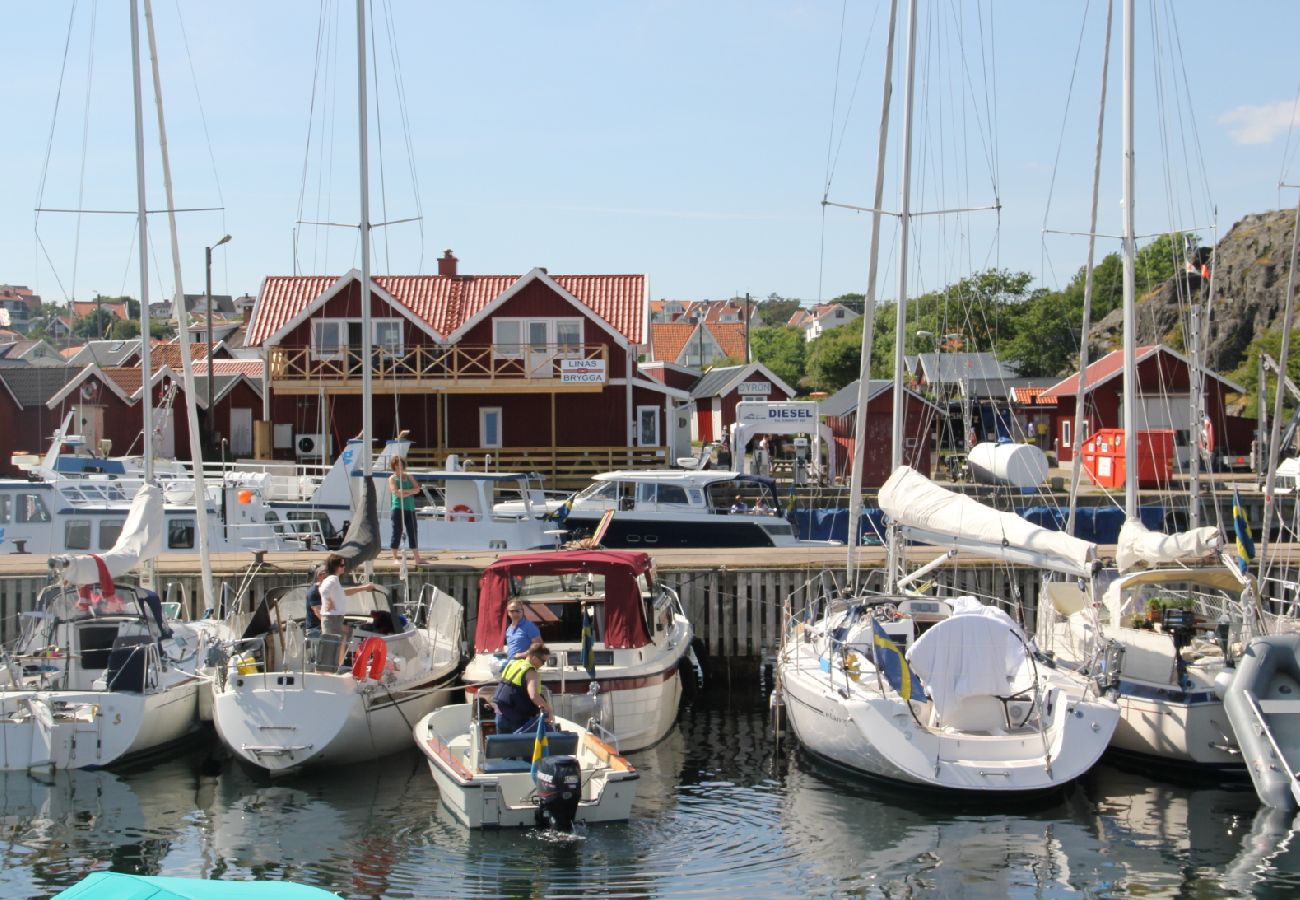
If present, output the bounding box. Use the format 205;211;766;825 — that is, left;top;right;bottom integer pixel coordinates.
3;544;1299;656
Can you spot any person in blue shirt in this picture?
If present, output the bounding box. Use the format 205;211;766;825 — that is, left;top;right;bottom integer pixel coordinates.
504;600;542;659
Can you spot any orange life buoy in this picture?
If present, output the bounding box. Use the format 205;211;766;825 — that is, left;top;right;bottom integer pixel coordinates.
447;503;477;523
351;636;387;681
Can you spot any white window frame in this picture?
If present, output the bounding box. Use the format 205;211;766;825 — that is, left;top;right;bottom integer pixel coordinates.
1061;419;1072;448
492;317;586;360
312;319;347;361
373;319;403;357
480;407;503;449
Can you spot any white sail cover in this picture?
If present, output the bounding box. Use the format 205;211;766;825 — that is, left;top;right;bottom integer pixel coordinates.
1115;519;1222;574
50;483;164;585
878;466;1097;578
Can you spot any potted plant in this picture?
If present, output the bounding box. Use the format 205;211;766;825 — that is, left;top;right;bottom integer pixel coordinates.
1146;598;1163;624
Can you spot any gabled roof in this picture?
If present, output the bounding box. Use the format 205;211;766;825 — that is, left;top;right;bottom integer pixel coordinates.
916;352;1019;385
689;362;795;400
1040;344;1246;399
0;365;79;408
650;322;697;362
819;378;944;418
47;364;177;408
71;301;130;321
65;339;142;368
191;373;263;408
190;358;264;378
706;322;749;361
150;342;219;368
1011;386;1054;405
249;270;647;347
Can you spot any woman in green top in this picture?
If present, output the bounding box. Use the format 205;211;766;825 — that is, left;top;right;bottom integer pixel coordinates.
388;456;424;565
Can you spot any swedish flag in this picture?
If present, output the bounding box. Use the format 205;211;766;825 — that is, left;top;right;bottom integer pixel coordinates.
530;713;549;782
1233;488;1255;574
581;605;596;679
871;619;927;701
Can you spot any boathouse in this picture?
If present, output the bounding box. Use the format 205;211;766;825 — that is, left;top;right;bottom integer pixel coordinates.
0;366;80;477
1040;344;1254;466
820;379;941;486
688;363;795;445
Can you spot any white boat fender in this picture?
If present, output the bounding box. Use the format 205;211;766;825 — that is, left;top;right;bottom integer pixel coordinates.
1214;668;1236;700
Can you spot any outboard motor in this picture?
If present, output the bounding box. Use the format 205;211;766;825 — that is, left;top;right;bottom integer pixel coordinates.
1162;607;1197;687
534;755;582;831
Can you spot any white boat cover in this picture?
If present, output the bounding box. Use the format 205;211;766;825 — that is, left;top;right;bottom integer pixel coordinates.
878;466;1097;577
51;483;164;585
906;597;1027;720
1115;520;1222;574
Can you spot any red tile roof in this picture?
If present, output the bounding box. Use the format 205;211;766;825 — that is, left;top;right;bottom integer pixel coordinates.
150;343;215;368
248;271;646;347
191;359;263;378
71;301;130;321
1042;345;1158;399
650;323;697;362
1012;386;1055;405
708;322;749;361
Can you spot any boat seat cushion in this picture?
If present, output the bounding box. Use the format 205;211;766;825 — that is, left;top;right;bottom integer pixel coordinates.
484;731;579;761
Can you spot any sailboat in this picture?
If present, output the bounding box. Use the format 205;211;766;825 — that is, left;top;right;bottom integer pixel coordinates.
1032;0;1270;774
209;0;464;774
775;0;1118;795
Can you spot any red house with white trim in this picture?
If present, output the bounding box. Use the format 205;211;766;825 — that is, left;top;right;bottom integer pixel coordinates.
248;255;677;478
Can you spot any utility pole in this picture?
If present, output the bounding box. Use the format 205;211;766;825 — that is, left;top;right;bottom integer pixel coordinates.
744;292;752;363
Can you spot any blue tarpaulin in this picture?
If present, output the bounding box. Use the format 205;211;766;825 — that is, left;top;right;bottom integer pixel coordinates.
1016;504;1165;544
792;508;887;544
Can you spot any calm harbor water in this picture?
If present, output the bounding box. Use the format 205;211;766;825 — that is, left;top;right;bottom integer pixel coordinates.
3;684;1299;899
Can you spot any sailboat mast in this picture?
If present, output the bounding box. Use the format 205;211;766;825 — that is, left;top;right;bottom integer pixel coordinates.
885;0;919;590
845;0;900;590
356;0;374;480
1120;0;1138;523
130;0;152;481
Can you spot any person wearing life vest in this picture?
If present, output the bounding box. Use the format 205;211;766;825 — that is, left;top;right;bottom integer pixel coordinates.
493;644;555;734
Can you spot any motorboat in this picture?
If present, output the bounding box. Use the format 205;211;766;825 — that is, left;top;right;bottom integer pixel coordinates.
51;873;337;899
414;699;638;829
561;470;809;548
0;485;216;770
1224;633;1300;808
462;550;697;753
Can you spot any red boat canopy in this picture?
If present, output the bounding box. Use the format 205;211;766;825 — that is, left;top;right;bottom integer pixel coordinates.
473;550;654;652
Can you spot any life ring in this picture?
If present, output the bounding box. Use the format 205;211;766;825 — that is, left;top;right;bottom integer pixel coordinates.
351;636;387;681
447;503;477;523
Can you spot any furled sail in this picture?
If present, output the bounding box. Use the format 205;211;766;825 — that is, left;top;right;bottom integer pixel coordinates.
336;476;380;566
48;483;164;584
878;466;1097;578
1115;520;1222;574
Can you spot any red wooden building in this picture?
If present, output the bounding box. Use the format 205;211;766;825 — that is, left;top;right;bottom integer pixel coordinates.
248;256;678;476
1041;344;1253;466
0;366;80;477
688;363;795;444
821;379;941;486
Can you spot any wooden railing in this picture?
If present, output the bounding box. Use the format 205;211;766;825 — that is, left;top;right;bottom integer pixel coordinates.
267;343;610;393
404;445;670;489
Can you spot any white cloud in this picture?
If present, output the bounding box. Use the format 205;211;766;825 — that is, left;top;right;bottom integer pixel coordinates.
1218;100;1300;145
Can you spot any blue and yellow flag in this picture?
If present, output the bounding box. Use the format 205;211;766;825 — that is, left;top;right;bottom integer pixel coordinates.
1233;488;1255;574
581;605;597;679
530;713;549;782
871;619;927;701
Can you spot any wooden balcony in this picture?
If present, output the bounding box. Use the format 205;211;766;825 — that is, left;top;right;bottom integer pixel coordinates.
267;344;611;394
405;445;670;490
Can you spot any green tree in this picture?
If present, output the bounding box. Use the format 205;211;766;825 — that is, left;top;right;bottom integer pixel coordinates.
1230;327;1300;418
755;295;802;326
749;325;806;387
73;310;118;340
806;322;863;392
109;319;141;339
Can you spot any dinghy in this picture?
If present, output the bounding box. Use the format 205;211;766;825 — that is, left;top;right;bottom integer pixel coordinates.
1225;634;1300;808
415;699;638;829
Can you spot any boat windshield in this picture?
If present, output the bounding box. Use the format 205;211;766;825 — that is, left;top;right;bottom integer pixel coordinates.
512;572;651;645
574;480;619;503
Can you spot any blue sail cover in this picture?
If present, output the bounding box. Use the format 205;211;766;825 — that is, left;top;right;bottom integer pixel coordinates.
1015;505;1165;545
792;508;888;544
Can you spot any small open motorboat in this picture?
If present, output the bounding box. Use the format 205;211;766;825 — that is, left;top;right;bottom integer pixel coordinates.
1225;633;1300;809
414;699;638;830
51;872;336;898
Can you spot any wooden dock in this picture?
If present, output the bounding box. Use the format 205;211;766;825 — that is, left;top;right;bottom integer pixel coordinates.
3;544;1296;656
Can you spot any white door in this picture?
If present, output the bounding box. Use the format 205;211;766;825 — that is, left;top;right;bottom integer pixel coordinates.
75;405;104;452
525;320;552;378
637;405;661;448
230;408;253;457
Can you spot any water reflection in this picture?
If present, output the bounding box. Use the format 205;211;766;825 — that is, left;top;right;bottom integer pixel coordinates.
1;689;1299;898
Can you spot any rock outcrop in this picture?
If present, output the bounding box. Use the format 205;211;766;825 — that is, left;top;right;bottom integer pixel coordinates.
1088;208;1296;373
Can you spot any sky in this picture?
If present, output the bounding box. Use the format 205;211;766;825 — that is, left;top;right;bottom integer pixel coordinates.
3;1;1300;312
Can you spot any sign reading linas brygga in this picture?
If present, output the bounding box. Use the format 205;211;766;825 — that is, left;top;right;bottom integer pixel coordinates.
560;358;607;383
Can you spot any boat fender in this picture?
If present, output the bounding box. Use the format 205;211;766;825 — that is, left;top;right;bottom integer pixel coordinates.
1213;667;1235;700
447;503;477;523
352;637;388;681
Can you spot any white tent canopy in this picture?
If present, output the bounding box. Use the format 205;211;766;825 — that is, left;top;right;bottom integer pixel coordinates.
729;400;836;477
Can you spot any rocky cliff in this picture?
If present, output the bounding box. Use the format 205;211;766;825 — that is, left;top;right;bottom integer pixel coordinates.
1089;208;1296;374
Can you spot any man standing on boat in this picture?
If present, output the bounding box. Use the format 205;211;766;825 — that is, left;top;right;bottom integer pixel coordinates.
504;600;542;659
493;644;556;734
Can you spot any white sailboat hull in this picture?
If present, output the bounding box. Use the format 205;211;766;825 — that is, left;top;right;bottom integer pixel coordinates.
779;648;1118;793
0;678;200;771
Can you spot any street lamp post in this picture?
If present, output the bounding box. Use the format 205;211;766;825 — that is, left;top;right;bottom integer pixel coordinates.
205;234;232;454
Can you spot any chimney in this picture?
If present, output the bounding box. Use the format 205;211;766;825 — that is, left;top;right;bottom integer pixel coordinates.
437;249;458;277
